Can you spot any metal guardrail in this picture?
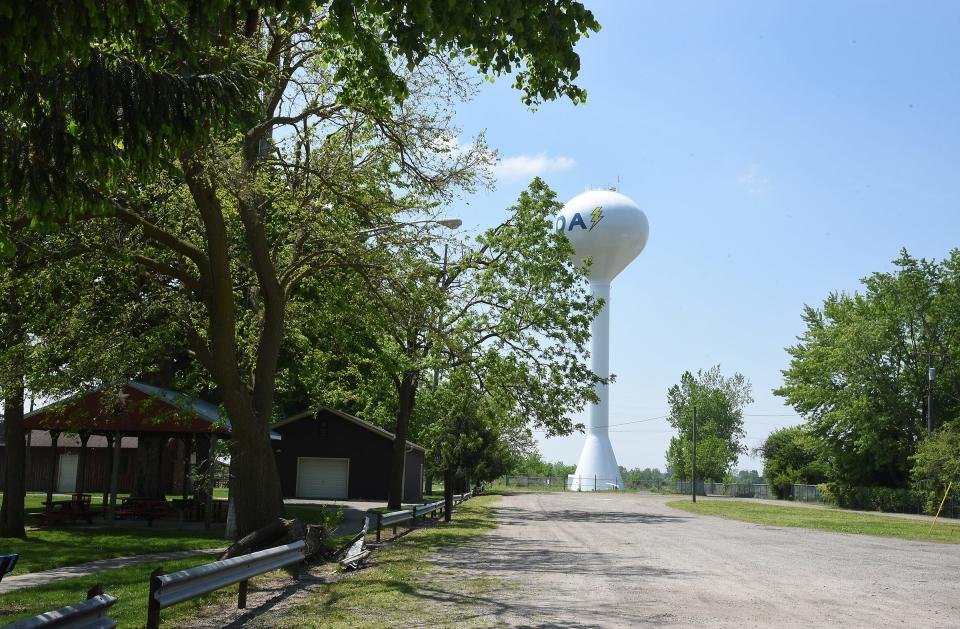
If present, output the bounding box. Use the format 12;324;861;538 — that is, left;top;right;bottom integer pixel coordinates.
8;592;117;629
370;492;475;542
0;553;18;583
146;540;306;629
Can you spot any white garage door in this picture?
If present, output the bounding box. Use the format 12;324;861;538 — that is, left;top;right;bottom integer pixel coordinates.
297;458;349;499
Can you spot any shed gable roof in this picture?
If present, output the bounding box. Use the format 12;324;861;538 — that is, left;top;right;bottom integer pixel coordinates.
273;407;425;452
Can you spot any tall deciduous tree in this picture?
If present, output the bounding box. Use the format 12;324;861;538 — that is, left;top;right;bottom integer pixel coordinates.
3;3;600;535
665;366;752;482
776;250;960;488
295;180;602;509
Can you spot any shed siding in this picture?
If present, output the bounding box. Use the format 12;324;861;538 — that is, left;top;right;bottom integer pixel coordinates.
273;409;423;502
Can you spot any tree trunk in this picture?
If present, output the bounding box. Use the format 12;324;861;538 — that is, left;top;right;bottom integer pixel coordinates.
221;393;284;536
443;465;454;523
389;370;418;509
424;472;433;496
182;152;284;536
0;380;26;537
134;435;165;498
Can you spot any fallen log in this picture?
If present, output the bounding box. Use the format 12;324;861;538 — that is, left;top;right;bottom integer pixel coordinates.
220;518;307;560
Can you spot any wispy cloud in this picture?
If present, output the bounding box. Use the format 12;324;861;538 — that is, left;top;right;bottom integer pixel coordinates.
494;153;576;181
737;164;770;196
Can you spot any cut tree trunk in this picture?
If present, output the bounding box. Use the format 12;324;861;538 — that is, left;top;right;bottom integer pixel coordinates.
221;517;306;560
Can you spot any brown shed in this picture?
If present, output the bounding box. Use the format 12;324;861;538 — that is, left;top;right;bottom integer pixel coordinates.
271;408;425;502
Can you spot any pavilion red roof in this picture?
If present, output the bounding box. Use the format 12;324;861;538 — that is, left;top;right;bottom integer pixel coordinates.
23;382;230;436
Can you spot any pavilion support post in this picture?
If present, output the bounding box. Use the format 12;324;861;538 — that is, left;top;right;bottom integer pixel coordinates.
24;430;32;495
107;431;122;525
102;433;114;517
77;431;90;494
46;430;61;510
181;435;193;501
204;435;217;531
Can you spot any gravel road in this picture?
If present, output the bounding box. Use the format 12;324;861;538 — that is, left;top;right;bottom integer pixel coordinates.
431;492;960;628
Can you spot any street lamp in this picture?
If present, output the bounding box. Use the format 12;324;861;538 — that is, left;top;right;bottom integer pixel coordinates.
357;217;462;241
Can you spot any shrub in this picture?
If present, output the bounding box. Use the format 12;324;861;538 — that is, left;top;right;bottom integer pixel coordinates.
820;482;923;513
911;422;960;514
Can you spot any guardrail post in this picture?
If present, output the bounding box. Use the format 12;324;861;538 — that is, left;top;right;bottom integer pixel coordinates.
376;512;383;542
147;567;162;629
238;579;248;609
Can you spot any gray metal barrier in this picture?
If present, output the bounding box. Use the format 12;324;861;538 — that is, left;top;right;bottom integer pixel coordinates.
371;492;474;542
8;591;117;628
146;540;305;629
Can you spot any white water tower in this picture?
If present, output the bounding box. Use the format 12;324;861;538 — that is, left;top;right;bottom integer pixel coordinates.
556;189;649;491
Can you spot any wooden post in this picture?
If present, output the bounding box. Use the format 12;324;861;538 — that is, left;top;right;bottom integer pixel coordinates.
204;435;216;531
102;433;114;517
108;431;122;525
46;430;60;510
147;568;162;629
238;579;248;609
76;431;90;494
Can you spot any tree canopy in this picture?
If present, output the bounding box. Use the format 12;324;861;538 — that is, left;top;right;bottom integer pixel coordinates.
0;1;600;255
665;365;752;482
776;250;960;488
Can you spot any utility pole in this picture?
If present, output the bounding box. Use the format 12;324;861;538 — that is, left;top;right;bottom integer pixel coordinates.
691;404;697;503
928;353;936;435
922;352;949;434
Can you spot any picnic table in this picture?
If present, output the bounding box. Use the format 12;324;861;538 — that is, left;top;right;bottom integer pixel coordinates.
38;493;100;525
116;497;172;525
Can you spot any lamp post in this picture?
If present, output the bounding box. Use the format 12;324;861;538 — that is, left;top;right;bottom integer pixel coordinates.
357;217;462;241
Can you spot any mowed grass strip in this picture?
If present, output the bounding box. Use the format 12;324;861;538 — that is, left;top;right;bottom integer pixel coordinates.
0;555;250;626
0;527;226;576
269;494;502;628
668;499;960;543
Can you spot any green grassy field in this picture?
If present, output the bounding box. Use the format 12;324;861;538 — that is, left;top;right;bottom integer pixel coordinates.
273;494;502;628
668;499;960;544
0;526;226;575
0;554;251;626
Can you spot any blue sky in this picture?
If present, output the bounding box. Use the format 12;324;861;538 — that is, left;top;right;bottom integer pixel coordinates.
448;1;960;471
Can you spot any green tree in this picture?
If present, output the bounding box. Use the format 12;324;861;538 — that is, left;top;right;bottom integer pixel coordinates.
757;426;829;499
736;469;763;484
296;180;602;509
665;366;752;482
2;4;602;535
911;422;960;514
776;250;960;488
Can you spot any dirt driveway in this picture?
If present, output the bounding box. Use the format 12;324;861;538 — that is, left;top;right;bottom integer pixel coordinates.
430;492;960;628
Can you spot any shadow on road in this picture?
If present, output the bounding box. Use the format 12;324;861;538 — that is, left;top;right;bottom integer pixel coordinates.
494;505;691;526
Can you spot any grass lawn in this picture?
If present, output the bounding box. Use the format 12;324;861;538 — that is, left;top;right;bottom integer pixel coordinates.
271;494;502;628
0;526;226;576
668;499;960;544
0;554;257;626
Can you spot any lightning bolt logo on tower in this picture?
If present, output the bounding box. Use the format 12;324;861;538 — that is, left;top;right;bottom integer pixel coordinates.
589;206;604;231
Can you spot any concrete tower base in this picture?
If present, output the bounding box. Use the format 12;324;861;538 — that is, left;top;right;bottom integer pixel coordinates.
569;433;623;491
